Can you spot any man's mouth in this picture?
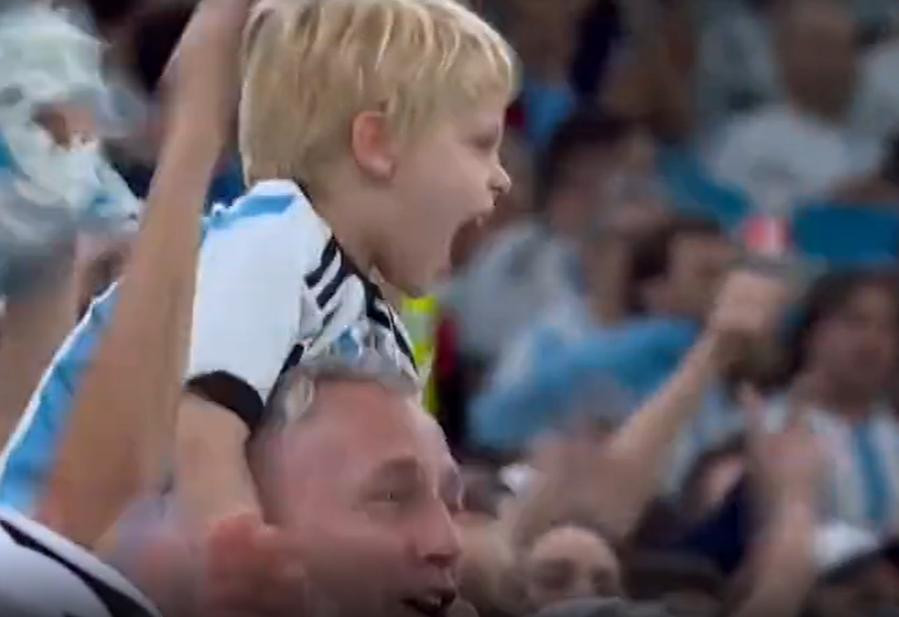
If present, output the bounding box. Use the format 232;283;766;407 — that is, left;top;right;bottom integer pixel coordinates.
401;589;456;617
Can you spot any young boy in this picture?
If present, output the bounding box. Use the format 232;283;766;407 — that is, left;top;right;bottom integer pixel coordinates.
0;0;516;530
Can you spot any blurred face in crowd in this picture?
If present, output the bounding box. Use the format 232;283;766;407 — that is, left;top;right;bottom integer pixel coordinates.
523;525;622;610
777;0;858;119
806;283;899;401
505;0;590;80
654;232;737;321
266;380;463;617
548;128;660;241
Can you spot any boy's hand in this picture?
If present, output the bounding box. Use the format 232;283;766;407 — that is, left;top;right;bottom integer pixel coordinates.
163;0;256;138
199;512;310;617
704;270;789;368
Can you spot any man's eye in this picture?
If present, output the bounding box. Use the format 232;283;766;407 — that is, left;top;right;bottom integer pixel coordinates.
372;486;415;505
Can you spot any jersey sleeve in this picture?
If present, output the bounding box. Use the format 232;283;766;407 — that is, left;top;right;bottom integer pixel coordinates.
185;206;310;430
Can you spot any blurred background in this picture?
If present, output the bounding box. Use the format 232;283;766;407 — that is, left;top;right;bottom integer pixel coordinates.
4;0;899;616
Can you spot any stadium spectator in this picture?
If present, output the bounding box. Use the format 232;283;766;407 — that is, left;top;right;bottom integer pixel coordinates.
202;363;469;617
470;217;738;473
708;0;882;213
765;269;899;533
600;0;696;143
522;524;623;610
694;0;783;134
503;0;591;147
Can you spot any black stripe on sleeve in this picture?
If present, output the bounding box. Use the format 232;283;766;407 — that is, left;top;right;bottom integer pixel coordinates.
304;237;339;289
1;520;156;617
187;371;265;434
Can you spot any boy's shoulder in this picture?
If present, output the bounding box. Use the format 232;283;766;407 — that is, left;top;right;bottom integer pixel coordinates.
202;178;332;274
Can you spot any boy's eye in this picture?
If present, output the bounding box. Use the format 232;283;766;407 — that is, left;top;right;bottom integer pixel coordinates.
472;132;500;153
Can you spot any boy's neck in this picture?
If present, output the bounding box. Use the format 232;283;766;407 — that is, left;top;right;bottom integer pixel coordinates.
314;190;377;278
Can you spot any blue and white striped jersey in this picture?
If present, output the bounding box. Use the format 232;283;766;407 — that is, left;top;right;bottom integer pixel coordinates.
0;508;159;617
0;179;416;514
766;396;899;534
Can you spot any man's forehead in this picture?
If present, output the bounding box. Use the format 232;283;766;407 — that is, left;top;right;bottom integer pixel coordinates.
284;379;453;471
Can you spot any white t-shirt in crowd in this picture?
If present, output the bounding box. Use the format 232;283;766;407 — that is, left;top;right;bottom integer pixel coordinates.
707;104;883;213
766;397;899;534
0;508;159;617
855;38;899;141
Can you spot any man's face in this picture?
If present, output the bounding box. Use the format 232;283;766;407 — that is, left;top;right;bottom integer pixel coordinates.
662;234;737;321
272;381;464;617
377;97;510;296
778;2;858;117
808;284;898;397
523;525;622;610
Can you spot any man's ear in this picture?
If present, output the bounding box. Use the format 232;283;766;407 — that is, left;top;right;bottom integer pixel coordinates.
350;110;397;180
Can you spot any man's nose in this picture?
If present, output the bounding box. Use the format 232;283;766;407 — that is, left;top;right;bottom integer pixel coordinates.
414;503;462;571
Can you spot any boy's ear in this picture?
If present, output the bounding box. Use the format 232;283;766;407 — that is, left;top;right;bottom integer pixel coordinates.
350;110;397;181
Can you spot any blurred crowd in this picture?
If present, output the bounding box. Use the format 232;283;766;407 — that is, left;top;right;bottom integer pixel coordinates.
2;0;899;616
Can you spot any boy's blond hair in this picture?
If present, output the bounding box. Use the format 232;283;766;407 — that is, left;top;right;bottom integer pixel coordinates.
239;0;518;193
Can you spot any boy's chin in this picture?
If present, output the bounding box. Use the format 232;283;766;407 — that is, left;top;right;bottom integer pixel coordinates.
378;260;451;300
397;270;448;299
397;279;432;299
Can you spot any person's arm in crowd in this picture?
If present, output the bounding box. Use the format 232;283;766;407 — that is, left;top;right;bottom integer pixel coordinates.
36;0;254;548
509;271;787;546
729;389;821;617
0;233;129;449
470;319;699;452
0;261;78;447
